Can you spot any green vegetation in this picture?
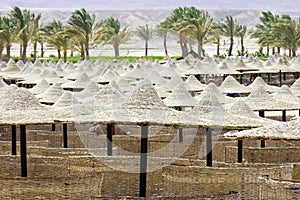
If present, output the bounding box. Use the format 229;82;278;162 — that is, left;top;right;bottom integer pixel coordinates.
1;6;300;63
11;55;181;63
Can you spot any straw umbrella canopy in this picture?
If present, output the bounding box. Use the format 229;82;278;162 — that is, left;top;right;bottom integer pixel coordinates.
247;76;279;93
244;85;300;111
145;70;168;86
1;62;21;74
271;85;300;105
29;79;51;95
290;78;300;97
74;81;100;100
217;62;240;75
0;88;58;125
122;64;148;80
61;71;91;91
269;58;299;72
36;83;65;104
224;117;300;140
187;91;268;129
218;75;251;94
163;83;197;108
232;59;259;72
92;68;120;84
184;75;206;92
96;81;183;125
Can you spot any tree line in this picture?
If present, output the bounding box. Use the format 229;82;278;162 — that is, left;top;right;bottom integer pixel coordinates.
0;6;299;63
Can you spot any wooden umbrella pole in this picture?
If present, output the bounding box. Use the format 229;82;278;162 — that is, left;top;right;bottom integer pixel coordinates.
20;125;27;177
139;124;149;197
106;123;113;156
63;123;68;148
12;125;17;155
238;140;243;163
206;128;213;167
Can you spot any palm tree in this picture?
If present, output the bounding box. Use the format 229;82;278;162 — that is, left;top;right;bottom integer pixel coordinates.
160;7;188;58
220;16;237;57
272;18;300;57
250;11;292;55
155;26;169;56
179;7;213;58
135;24;153;56
97;17;131;60
30;13;42;61
67;8;100;60
207;22;223;57
236;24;247;56
41;20;71;62
0;16;16;60
10;7;41;62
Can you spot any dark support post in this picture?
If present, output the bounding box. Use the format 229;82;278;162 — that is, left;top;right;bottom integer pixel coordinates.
139;124;149;197
206;128;213;167
12;125;17;155
238;140;243;163
279;70;282;86
261;140;265;148
20;125;27;177
267;73;270;83
52;124;56;132
107;124;113;156
282;110;287;122
258;110;265;118
178;127;183;143
283;72;286;81
63;123;68;148
239;73;243;84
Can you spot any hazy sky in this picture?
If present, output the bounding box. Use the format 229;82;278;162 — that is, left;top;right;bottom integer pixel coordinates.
0;0;298;11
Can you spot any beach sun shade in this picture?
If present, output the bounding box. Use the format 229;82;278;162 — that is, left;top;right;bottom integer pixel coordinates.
224;117;300;140
218;75;251;94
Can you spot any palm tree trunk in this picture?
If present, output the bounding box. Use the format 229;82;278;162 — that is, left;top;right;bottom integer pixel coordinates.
179;34;188;58
63;49;67;63
197;40;203;59
272;47;275;55
163;34;168;56
266;46;270;56
145;40;148;56
114;44;119;60
57;49;61;59
289;49;292;57
216;39;220;57
228;37;234;56
277;47;280;54
19;43;22;57
85;37;89;60
291;43;296;57
241;36;244;56
22;41;28;63
70;49;74;57
33;42;37;62
0;45;4;61
6;45;11;60
41;42;44;57
80;43;85;60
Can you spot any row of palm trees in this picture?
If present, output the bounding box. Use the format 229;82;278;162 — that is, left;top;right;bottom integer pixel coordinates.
0;7;299;62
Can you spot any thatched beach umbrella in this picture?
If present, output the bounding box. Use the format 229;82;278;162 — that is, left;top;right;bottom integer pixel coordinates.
218;75;251;94
290;78;300;97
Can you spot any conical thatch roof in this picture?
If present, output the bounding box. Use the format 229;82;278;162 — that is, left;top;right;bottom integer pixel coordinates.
97;81;183;125
290;78;300;97
188;91;267;129
272;85;300;104
1;62;21;74
184;75;206;92
0;88;57;125
36;83;64;104
61;71;90;89
0;78;8;88
218;75;251;94
247;76;278;93
232;59;259;72
29;79;51;95
92;68;120;84
53;91;78;108
74;81;99;99
224;117;300;140
163;83;197;107
269;58;299;72
245;85;300;111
